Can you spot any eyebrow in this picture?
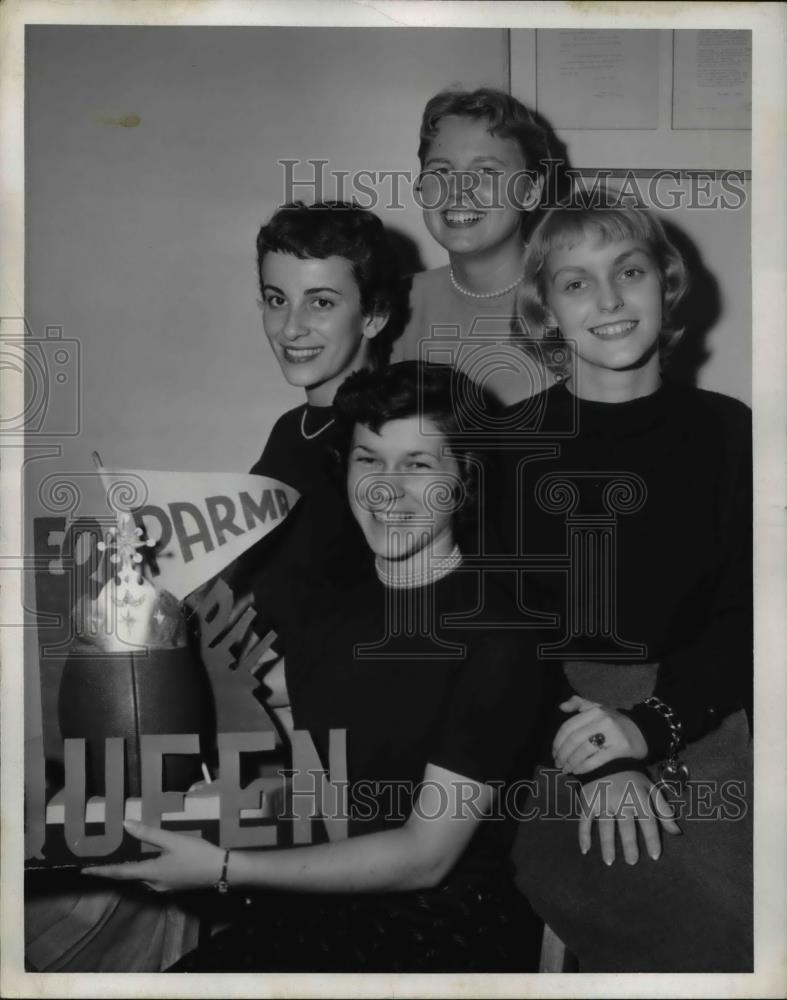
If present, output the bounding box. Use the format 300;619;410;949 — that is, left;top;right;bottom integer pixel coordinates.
263;284;342;296
612;248;651;266
424;155;509;168
550;248;652;281
352;444;438;459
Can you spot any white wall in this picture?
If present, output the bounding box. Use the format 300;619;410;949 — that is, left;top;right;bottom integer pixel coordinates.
25;26;507;491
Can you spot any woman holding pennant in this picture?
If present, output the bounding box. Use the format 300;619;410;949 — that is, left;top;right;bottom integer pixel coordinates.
85;361;548;973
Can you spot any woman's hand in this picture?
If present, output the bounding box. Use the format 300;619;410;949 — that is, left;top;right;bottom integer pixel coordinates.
82;820;225;893
577;770;681;865
553;695;648;774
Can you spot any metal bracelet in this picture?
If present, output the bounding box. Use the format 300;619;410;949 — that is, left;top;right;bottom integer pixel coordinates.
215;849;231;894
643;696;690;787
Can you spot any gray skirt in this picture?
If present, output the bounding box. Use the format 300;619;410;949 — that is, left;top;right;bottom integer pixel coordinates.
512;662;753;973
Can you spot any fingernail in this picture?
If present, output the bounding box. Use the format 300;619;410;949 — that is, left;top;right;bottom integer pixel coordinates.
626;857;638;866
650;851;661;860
604;857;614;867
580;846;588;855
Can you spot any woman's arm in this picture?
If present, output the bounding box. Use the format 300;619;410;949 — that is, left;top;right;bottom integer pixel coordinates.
84;763;490;894
626;403;752;755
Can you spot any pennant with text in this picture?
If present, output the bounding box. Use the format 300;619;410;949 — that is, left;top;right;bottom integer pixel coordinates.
99;468;300;600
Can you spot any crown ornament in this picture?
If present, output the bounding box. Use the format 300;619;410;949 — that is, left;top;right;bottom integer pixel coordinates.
74;513;186;652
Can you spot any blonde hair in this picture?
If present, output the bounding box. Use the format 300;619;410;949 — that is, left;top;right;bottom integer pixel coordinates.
514;201;690;375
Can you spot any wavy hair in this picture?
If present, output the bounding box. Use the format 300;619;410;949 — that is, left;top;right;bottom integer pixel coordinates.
417;87;551;176
256;201;402;368
514;199;690;375
417;87;552;227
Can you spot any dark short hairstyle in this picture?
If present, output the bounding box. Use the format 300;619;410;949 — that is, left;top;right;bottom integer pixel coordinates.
417;87;552;181
256;201;401;367
332;361;500;550
514;198;691;374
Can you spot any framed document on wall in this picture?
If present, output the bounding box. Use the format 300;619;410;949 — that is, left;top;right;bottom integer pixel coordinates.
534;29;660;130
511;28;751;169
673;30;752;130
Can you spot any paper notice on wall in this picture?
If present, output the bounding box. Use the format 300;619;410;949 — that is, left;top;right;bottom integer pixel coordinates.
673;30;752;130
536;29;660;130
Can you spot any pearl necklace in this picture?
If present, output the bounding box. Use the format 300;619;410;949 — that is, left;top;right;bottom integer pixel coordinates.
449;266;524;299
375;544;462;589
300;409;335;441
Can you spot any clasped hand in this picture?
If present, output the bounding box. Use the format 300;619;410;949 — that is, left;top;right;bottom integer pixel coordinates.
554;696;681;863
83;820;225;893
577;770;681;865
553;694;648;774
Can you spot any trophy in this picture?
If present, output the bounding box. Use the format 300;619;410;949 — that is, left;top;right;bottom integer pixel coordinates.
58;514;216;797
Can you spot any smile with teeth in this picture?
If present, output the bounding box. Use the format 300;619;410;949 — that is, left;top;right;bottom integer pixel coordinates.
283;346;323;362
372;511;417;523
588;320;638;339
442;209;485;227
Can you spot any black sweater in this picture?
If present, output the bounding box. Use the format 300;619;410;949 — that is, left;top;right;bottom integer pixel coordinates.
499;381;752;760
240;403;363;647
284;559;548;879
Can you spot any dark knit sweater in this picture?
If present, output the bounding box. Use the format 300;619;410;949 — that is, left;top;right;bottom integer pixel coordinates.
499;380;752;760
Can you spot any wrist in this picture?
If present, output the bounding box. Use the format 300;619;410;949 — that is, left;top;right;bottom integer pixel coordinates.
622;696;690;789
620;703;672;761
572;756;650;786
617;712;648;759
217;846;268;892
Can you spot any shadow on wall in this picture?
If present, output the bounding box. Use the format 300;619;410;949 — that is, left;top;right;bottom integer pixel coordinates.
386;225;425;279
531;109;574;213
662;220;720;387
384;225;424;352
